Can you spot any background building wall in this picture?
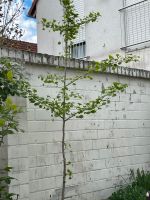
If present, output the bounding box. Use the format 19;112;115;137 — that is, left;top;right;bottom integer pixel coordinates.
85;0;123;60
36;0;64;55
36;0;123;59
35;0;150;71
1;48;150;200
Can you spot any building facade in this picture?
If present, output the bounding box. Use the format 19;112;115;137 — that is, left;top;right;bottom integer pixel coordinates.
29;0;150;70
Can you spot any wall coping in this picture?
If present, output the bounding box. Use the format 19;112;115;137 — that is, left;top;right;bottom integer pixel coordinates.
1;47;150;79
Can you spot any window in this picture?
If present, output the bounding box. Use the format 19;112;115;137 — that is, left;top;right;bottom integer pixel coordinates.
71;41;86;59
120;0;150;51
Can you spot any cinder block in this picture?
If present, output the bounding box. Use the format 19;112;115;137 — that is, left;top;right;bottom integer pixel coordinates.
8;145;28;159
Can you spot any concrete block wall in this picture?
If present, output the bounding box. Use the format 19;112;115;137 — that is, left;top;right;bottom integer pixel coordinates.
7;97;29;200
1;48;150;200
0;94;28;199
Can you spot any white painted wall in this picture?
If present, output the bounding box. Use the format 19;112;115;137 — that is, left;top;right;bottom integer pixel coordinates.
26;64;150;200
84;0;123;60
36;0;64;55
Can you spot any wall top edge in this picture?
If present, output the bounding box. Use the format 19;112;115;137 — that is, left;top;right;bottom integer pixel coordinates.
0;47;150;80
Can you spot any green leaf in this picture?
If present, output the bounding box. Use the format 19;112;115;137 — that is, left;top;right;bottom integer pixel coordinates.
11;104;17;111
6;70;13;80
0;119;5;126
4;166;13;172
5;97;12;106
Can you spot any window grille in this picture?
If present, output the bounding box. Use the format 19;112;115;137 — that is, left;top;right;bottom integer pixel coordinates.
120;0;150;51
125;0;144;6
71;41;86;59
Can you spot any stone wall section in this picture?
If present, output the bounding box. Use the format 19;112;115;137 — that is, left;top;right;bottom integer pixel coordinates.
0;48;150;200
7;97;29;200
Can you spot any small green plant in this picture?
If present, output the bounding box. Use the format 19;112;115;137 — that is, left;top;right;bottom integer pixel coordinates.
0;97;22;146
0;167;19;200
0;58;27;102
109;169;150;200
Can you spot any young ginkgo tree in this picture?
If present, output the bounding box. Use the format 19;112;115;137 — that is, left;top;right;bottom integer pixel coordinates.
26;0;138;199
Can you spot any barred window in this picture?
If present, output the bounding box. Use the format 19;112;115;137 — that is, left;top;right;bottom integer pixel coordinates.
71;41;86;59
120;0;150;51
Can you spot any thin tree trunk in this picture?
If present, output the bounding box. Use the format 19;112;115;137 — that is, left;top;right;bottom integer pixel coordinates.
61;39;68;200
61;119;66;200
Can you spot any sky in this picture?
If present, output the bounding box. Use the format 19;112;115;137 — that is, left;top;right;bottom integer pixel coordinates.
20;0;37;43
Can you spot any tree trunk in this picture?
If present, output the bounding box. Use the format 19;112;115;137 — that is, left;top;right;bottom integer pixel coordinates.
61;119;66;200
